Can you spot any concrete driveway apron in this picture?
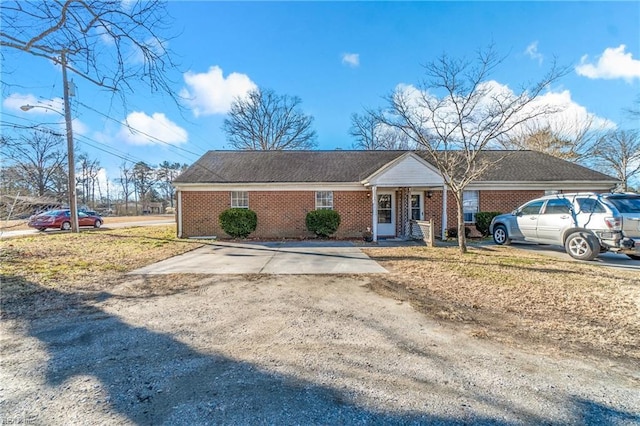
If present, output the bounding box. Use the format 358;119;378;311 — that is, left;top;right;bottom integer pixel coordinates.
129;241;388;275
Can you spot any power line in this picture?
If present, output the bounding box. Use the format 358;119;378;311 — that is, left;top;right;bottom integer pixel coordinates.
3;106;229;182
76;100;207;159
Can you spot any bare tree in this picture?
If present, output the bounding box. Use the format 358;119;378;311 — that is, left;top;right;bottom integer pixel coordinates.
350;111;414;150
132;161;155;214
625;95;640;120
506;116;604;163
156;161;186;207
592;130;640;192
0;130;67;198
223;88;317;150
77;153;101;207
0;0;179;102
378;45;568;253
117;162;134;215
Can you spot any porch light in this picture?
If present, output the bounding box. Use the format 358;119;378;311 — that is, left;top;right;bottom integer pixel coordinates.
426;191;433;199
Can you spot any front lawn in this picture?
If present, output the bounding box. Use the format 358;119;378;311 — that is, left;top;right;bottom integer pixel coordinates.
1;226;201;299
2;229;637;363
364;245;639;363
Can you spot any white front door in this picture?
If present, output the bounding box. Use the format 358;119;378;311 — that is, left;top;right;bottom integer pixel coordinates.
377;192;395;236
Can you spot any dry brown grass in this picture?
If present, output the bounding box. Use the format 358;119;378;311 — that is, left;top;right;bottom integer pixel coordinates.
0;225;201;300
2;228;638;363
1;214;173;231
364;245;640;363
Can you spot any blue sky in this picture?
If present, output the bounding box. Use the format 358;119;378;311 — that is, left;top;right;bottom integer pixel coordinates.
2;1;639;190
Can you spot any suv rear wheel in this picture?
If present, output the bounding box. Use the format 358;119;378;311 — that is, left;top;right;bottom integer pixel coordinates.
565;231;599;261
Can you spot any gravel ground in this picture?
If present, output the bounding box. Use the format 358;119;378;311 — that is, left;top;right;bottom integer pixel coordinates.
1;274;639;425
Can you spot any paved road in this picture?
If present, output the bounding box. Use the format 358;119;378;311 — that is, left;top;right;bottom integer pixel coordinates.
0;219;174;239
506;241;640;271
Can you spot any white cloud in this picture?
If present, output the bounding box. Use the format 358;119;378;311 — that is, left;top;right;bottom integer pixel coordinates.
392;81;615;143
180;66;257;116
117;111;188;146
524;41;543;65
342;53;360;68
524;89;616;136
576;45;640;82
95;23;115;46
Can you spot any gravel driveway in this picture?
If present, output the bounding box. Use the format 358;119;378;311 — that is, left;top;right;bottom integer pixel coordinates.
1;274;638;425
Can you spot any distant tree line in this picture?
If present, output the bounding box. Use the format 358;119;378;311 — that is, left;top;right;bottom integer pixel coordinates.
0;130;187;218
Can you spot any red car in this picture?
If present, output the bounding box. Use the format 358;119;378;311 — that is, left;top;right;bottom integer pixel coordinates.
28;209;103;231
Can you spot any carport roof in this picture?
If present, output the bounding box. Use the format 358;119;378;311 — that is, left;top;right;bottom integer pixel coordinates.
173;150;617;184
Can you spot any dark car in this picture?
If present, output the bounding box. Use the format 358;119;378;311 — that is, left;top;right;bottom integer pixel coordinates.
28;209;103;231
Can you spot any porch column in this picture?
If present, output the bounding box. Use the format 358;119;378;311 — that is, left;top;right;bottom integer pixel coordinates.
404;187;412;239
372;185;378;242
441;185;447;240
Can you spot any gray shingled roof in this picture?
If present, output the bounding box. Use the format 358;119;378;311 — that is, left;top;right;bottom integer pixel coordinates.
173;150;617;184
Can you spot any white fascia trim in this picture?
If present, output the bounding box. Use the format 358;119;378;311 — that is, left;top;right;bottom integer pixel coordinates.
363;182;444;188
465;181;620;190
173;182;367;192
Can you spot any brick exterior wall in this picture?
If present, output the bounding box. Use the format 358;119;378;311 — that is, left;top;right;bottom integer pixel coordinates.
422;189;546;238
179;190;371;239
180;188;601;239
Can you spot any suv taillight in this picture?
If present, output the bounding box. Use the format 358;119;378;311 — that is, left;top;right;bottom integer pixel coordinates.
604;217;622;230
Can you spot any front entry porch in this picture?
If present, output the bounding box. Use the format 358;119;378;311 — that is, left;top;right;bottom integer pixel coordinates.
372;187;445;241
361;152;447;242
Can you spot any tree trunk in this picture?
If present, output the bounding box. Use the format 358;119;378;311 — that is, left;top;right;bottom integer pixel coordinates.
454;189;467;254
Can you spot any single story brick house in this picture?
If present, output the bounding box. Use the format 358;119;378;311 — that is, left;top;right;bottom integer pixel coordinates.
172;150;618;241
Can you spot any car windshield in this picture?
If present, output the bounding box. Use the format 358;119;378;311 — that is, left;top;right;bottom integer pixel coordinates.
606;197;640;213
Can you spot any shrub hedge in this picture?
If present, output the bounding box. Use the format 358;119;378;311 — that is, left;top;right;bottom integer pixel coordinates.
446;226;471;239
475;211;503;236
219;208;257;238
306;209;341;238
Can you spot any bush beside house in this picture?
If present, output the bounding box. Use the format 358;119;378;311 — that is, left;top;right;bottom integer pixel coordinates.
219;208;258;238
306;210;341;238
475;211;503;236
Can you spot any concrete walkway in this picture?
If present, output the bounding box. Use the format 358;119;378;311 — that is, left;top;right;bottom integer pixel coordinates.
129;241;388;275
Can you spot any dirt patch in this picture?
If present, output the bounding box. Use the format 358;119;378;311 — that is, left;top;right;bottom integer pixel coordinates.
2;274;639;424
364;245;640;363
2;232;639;423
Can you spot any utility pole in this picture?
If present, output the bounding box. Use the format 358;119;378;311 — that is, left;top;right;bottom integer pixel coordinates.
61;50;79;232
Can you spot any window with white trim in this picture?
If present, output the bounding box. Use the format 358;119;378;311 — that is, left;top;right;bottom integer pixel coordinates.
231;191;249;208
463;190;479;223
315;191;333;210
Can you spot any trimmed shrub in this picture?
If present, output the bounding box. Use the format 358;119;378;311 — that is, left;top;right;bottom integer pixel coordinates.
219;208;257;238
447;226;471;239
306;209;341;238
475;211;502;236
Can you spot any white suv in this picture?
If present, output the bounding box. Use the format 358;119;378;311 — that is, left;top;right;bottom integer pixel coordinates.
489;193;640;261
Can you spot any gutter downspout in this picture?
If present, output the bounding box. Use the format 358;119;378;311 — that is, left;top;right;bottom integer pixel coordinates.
441;185;448;240
176;189;182;238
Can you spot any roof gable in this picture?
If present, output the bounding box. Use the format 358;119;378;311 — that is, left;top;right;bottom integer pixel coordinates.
363;152;444;186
